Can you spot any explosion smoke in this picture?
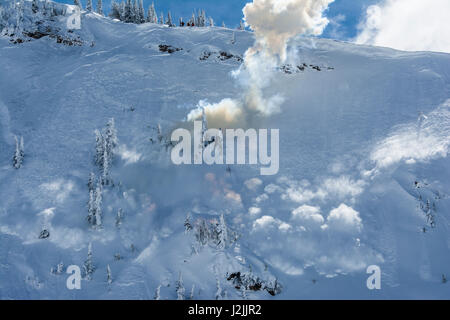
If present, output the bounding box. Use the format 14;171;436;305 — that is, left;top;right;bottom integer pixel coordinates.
187;0;335;127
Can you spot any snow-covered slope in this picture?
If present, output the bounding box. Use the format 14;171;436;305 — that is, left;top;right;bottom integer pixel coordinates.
1;2;450;299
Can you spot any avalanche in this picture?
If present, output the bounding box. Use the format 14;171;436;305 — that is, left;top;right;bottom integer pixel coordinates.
0;0;450;300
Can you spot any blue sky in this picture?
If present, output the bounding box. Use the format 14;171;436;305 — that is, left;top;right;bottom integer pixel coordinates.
56;0;380;40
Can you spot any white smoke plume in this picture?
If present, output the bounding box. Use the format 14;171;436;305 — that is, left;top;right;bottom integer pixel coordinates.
187;0;334;127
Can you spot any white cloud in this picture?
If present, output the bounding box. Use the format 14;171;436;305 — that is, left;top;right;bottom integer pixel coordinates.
356;0;450;53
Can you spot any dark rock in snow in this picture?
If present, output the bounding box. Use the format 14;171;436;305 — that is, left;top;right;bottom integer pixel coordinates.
39;229;50;239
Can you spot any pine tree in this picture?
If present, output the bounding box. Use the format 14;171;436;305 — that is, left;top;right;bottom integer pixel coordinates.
222;21;226;28
109;0;121;19
159;12;164;25
231;32;236;44
215;276;222;300
102;137;110;185
88;172;96;192
124;0;133;23
167;11;173;27
116;208;124;227
189;285;195;299
209;17;214;27
119;1;125;20
241;286;248;299
13;135;24;169
96;0;103;15
217;214;228;250
87;188;96;225
107;264;112;284
132;0;138;23
189;12;195;26
94;183;102;227
56;262;64;274
138;0;145;23
73;0;81;10
86;0;92;12
154;284;161;300
176;272;185;300
104;118;118;156
146;2;157;23
239;20;245;30
95;129;104;167
184;212;192;233
84;242;95;280
32;0;39;14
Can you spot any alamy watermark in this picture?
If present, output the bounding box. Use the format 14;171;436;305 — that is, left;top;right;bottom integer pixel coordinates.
170;121;279;175
366;265;381;290
66;265;81;290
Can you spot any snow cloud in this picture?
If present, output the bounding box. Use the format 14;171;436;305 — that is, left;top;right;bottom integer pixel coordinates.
188;0;334;127
243;0;335;61
325;204;362;233
370;100;450;169
356;0;450;53
291;205;325;225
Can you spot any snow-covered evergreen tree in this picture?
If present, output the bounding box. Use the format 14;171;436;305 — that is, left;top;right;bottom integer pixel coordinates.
107;264;112;284
209;17;214;27
88;172;96;192
96;0;103;15
109;0;121;19
101;138;110;185
146;2;157;23
159;12;164;25
32;0;39;14
239;20;245;30
138;0;145;23
94;183;102;227
86;0;92;12
73;0;82;10
56;262;64;274
13;135;24;169
184;212;192;233
132;0;138;23
222;21;226;28
215;276;222;300
95;129;104;167
116;208;124;227
84;242;95;280
104;118;118;156
176;272;185;300
189;285;195;300
217;213;228;250
167;11;173;27
87;188;96;225
154;284;161;300
188;12;195;26
123;0;133;23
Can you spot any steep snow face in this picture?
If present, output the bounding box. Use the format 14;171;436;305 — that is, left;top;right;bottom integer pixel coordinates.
1;3;450;299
